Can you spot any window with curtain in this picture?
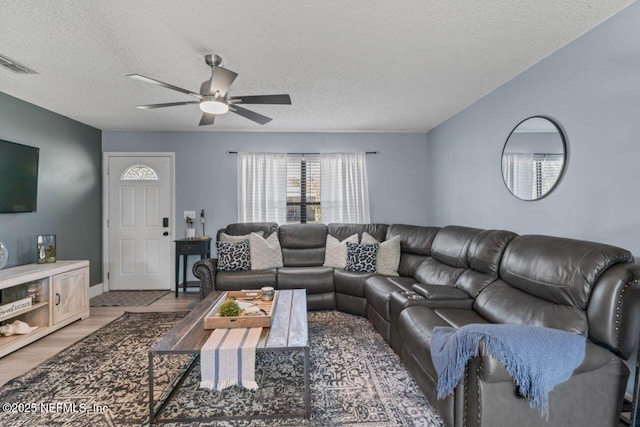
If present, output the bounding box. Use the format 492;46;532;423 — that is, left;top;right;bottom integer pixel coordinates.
286;156;321;223
238;152;370;224
320;152;370;224
502;153;563;199
237;152;287;223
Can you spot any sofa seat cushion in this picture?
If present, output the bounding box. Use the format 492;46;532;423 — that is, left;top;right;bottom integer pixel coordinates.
277;266;334;294
216;268;277;291
335;269;378;297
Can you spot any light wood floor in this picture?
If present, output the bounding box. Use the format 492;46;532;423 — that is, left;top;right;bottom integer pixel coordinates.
0;291;200;386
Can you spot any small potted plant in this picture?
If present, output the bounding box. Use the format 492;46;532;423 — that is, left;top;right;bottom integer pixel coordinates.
185;216;195;239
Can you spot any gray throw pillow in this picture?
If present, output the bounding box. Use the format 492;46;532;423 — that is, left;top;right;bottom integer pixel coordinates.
345;242;379;273
216;240;251;271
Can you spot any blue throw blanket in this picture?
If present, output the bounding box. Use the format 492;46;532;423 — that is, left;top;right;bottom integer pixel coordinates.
430;323;585;417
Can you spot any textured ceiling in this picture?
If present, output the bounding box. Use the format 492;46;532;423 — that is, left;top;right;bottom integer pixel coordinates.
0;1;634;132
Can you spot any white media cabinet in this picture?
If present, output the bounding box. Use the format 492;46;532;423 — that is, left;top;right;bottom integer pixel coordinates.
0;260;90;358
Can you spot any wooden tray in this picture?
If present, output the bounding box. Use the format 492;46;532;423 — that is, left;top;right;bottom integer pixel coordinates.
204;290;278;329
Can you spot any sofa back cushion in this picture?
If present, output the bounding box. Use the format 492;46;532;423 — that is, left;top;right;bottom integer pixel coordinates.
219;222;278;240
327;223;388;242
386;224;440;277
474;280;588;335
413;226;482;287
279;223;327;267
499;235;633;310
455;229;517;297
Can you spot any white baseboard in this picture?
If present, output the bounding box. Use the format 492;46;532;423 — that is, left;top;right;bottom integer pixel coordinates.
89;283;104;299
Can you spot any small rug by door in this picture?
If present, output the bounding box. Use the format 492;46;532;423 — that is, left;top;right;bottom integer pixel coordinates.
0;311;444;426
90;290;170;307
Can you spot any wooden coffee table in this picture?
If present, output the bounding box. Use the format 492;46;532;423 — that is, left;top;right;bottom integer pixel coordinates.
148;289;309;424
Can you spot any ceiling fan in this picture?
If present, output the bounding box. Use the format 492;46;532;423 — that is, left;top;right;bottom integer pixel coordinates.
127;54;291;126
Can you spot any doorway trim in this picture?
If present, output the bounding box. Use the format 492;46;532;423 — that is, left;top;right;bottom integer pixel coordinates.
102;152;176;292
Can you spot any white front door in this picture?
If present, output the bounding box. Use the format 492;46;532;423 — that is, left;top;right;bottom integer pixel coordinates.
107;155;173;290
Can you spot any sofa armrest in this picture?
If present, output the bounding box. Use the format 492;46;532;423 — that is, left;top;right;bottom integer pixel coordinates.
474;340;620;384
192;258;217;299
412;283;472;300
407;283;474;309
461;340;627;427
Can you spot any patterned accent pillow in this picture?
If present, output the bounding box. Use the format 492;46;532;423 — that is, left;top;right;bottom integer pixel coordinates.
216;240;251;271
323;234;359;269
249;232;283;270
361;232;401;276
345;242;379;273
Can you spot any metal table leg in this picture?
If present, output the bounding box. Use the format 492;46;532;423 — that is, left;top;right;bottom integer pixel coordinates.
148;351;155;424
304;346;310;419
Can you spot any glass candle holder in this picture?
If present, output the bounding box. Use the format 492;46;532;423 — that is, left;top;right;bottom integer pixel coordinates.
37;234;56;264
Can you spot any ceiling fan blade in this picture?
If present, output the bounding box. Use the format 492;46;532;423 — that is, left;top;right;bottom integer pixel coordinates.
199;113;216;126
210;66;238;96
127;74;201;98
135;101;199;109
230;105;272;125
228;94;291;105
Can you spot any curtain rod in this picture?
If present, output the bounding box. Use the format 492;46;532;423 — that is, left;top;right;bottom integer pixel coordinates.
227;151;379;155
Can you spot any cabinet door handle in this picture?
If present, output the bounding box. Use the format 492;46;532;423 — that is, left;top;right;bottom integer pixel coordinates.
55;293;61;305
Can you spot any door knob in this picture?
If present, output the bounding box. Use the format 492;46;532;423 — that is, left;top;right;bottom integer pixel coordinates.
163;231;169;236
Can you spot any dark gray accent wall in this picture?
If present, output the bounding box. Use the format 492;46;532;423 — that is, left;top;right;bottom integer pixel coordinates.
426;2;640;258
102;131;430;238
0;92;102;285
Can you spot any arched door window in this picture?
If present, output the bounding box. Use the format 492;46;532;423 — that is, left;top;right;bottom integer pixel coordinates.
120;164;159;181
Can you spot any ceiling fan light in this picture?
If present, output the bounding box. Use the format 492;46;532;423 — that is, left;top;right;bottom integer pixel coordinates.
199;100;229;114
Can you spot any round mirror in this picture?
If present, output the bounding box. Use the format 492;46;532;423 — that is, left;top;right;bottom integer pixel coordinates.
501;116;566;201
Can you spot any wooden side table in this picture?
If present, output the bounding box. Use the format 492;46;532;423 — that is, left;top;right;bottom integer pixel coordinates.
174;238;211;297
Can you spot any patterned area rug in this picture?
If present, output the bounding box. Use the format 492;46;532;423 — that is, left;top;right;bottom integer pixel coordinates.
90;290;170;307
0;311;444;426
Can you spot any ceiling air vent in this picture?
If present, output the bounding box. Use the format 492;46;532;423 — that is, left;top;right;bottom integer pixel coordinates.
0;54;37;74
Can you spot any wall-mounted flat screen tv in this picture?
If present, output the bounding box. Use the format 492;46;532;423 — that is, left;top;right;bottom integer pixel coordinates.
0;140;39;213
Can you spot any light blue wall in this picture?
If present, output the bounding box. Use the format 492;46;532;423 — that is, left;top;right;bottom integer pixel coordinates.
0;92;102;285
102;131;429;237
426;2;640;258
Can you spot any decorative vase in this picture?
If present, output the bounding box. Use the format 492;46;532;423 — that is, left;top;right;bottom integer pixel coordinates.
186;228;196;239
37;235;56;264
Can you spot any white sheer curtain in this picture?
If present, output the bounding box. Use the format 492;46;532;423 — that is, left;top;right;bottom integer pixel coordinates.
237;152;287;223
502;153;534;199
320;152;370;223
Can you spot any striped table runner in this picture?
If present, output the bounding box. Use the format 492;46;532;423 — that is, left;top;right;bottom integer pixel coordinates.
200;327;263;391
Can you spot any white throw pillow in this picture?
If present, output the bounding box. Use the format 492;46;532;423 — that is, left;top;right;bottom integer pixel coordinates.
220;230;263;243
361;232;401;276
323;234;359;269
249;232;283;270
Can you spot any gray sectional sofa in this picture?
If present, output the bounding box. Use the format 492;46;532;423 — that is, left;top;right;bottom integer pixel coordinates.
193;222;640;427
